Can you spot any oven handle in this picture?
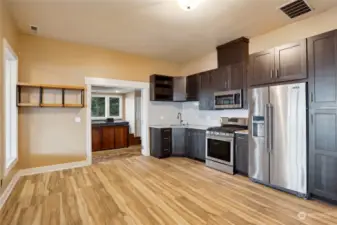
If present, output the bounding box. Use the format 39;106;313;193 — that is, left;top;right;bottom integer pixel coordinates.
206;136;234;142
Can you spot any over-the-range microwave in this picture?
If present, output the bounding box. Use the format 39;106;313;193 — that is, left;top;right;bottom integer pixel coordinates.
214;89;243;109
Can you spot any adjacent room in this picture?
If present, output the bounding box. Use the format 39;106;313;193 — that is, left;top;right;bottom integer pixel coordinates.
91;85;142;164
1;0;337;224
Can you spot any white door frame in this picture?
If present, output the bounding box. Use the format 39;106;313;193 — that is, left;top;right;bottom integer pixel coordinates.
85;77;150;164
2;39;18;178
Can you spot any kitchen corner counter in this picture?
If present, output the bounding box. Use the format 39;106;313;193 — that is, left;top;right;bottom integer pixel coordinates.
149;125;209;130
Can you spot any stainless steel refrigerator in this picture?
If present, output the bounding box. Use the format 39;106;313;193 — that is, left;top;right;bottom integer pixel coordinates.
248;82;307;197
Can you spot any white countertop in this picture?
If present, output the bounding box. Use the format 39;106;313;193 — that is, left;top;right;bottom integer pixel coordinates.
149;124;210;130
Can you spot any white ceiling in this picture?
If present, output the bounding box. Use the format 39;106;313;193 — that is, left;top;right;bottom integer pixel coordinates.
92;86;138;94
8;0;337;62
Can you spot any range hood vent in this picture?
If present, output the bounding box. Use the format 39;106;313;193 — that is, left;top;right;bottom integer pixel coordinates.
280;0;312;19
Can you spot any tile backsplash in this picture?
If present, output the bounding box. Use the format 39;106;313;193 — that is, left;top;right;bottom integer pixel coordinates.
182;102;249;126
149;101;249;127
148;101;182;125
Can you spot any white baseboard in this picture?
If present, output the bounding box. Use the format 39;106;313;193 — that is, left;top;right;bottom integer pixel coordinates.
0;160;91;209
18;160;90;177
0;172;20;209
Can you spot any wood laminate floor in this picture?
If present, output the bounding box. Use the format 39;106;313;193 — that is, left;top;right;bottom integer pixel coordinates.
1;156;337;225
92;145;142;164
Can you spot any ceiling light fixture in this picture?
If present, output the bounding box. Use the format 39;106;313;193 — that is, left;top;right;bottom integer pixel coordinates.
177;0;203;11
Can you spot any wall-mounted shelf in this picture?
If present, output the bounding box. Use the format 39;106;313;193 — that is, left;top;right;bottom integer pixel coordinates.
17;83;85;108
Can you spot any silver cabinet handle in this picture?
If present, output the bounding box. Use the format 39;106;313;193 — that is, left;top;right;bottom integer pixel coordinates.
310;92;314;103
275;69;279;78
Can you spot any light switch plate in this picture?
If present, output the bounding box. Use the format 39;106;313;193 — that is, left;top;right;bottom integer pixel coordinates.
75;117;81;123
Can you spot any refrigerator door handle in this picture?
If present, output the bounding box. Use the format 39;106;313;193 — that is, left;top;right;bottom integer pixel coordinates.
269;104;274;152
265;104;270;152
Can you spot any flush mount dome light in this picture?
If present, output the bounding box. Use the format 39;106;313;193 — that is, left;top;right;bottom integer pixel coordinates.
178;0;203;11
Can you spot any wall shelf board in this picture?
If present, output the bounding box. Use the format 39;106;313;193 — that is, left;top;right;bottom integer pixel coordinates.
17;83;85;108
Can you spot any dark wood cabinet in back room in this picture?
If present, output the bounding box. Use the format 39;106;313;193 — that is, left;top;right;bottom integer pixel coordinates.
248;40;307;86
91;125;129;152
308;30;337;203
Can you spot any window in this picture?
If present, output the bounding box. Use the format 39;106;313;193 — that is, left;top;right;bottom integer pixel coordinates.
3;39;18;176
91;95;122;119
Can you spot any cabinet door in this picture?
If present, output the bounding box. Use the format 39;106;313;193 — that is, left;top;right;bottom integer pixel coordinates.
229;62;244;90
199;72;212;110
173;76;186;102
308;30;337;109
186;74;199;101
309;109;337;201
248;49;274;86
101;126;115;150
275;40;307;82
114;126;129;149
172;128;185;156
92;127;102;152
212;67;229;92
185;129;193;158
235;135;248;175
197;130;206;160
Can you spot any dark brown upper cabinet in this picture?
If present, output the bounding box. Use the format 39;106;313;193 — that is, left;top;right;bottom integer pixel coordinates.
248;40;307;87
274;40;307;82
249;49;275;86
199;71;214;110
150;74;173;101
229;62;246;90
211;67;228;91
308;30;337;109
217;37;249;67
186;74;199;101
173;76;186;102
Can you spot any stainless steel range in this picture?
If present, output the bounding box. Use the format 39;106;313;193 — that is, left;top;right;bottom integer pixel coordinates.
206;117;248;174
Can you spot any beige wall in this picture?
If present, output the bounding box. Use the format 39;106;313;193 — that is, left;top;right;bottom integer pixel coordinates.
180;6;337;74
18;34;181;169
0;0;19;197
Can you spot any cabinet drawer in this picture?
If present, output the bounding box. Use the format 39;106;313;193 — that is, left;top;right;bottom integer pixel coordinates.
161;128;172;137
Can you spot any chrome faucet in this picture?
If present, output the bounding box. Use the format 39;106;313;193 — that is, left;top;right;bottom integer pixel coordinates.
177;112;183;125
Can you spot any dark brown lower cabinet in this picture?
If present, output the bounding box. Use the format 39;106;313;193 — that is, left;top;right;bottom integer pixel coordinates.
309;109;337;202
150;128;172;158
172;128;186;156
91;125;129;151
235;134;248;176
185;129;206;161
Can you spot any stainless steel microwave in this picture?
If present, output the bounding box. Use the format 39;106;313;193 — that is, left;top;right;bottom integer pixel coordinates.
214;90;242;109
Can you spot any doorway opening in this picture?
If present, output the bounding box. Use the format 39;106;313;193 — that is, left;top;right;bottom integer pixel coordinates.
85;78;149;165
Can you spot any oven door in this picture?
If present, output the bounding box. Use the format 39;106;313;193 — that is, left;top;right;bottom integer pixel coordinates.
206;135;234;166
